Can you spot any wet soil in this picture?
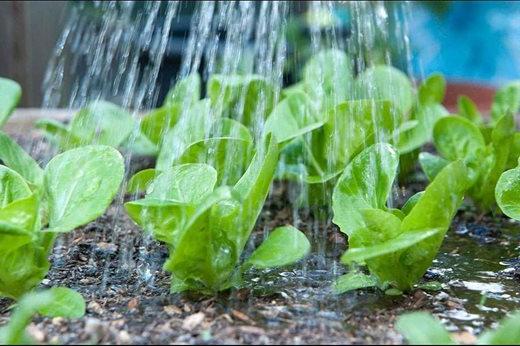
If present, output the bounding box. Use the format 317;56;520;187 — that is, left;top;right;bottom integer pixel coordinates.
0;133;519;345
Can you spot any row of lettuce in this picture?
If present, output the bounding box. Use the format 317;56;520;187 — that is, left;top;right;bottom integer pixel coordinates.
0;49;519;343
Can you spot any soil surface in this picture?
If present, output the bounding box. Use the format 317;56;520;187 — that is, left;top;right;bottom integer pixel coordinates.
1;133;519;345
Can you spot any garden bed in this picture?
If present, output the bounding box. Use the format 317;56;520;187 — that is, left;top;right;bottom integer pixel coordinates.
0;116;518;345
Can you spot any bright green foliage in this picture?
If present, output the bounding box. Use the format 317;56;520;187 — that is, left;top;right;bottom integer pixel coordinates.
422;110;517;211
263;91;323;145
355;65;414;115
396;312;456;345
398;74;449;154
154;105;255;186
458;95;482;124
126;135;310;293
333;144;470;292
207;74;275;130
0;77;22;128
397;311;520;345
163;73;201;108
490;81;520;124
0;287;85;345
478;311;520;345
0;134;124;299
141;73;202;147
495;162;520;220
303;49;353;112
36;100;135;151
281;99;401;188
244;226;311;269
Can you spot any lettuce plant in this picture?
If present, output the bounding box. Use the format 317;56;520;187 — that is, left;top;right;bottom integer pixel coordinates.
332;143;470;293
270;52;447;204
126;135;310;293
0;77;22;128
495;157;520;221
0;132;124;299
420;96;519;211
396;310;520;345
0;287;85;345
139;73;201;149
36;100;143;150
207;74;275;131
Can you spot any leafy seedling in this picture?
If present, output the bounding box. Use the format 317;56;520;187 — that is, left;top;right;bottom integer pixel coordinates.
136;104;254;192
207;74;275;131
0;77;22;128
495;157;520;221
140;73;202;147
126;135;311;293
0;132;124;299
0;287;85;345
36;100;136;151
332;143;470;292
302;49;353;112
397;310;520;345
420;111;517;211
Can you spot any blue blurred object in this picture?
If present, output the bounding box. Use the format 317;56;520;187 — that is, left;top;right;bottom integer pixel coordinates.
409;1;520;85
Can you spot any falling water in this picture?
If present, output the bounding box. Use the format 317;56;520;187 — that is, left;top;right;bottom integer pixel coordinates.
37;0;421;296
12;1;509;341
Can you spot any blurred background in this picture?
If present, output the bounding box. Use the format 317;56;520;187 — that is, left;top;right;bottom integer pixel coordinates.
1;1;519;108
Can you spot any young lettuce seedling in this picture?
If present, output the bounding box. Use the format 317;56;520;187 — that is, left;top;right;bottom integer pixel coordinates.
36;100;139;151
139;73;202;150
274;52;447;203
0;287;85;345
0;132;124;299
332;143;470;293
0;77;22;128
126;135;310;294
396;310;520;345
207;74;275;132
420;84;519;211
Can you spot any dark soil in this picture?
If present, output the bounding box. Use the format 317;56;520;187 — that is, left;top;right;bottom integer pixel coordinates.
1;133;519;345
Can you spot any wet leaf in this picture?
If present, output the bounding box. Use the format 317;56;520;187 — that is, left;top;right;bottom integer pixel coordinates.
396;312;456;345
398;104;448;154
147;164;217;204
208;74;274;128
355;65;414;115
495;165;520;220
433;116;485;162
478;311;520;345
44;145;124;233
178;138;254;186
164;135;279;293
490;81;520;123
458;95;482;124
303;49;353;111
0;78;21;127
418;73;446;105
332;143;399;236
332;271;379;294
163;73;201;108
127;169;158;195
401;192;424;215
69;101;135;148
418;152;449;181
0;132;43;186
245;226;310;269
140;105;182;145
125;198;191;245
0;288;85;345
264;91;323;145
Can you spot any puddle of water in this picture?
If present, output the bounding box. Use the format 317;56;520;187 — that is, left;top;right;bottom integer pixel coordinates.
430;219;519;332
